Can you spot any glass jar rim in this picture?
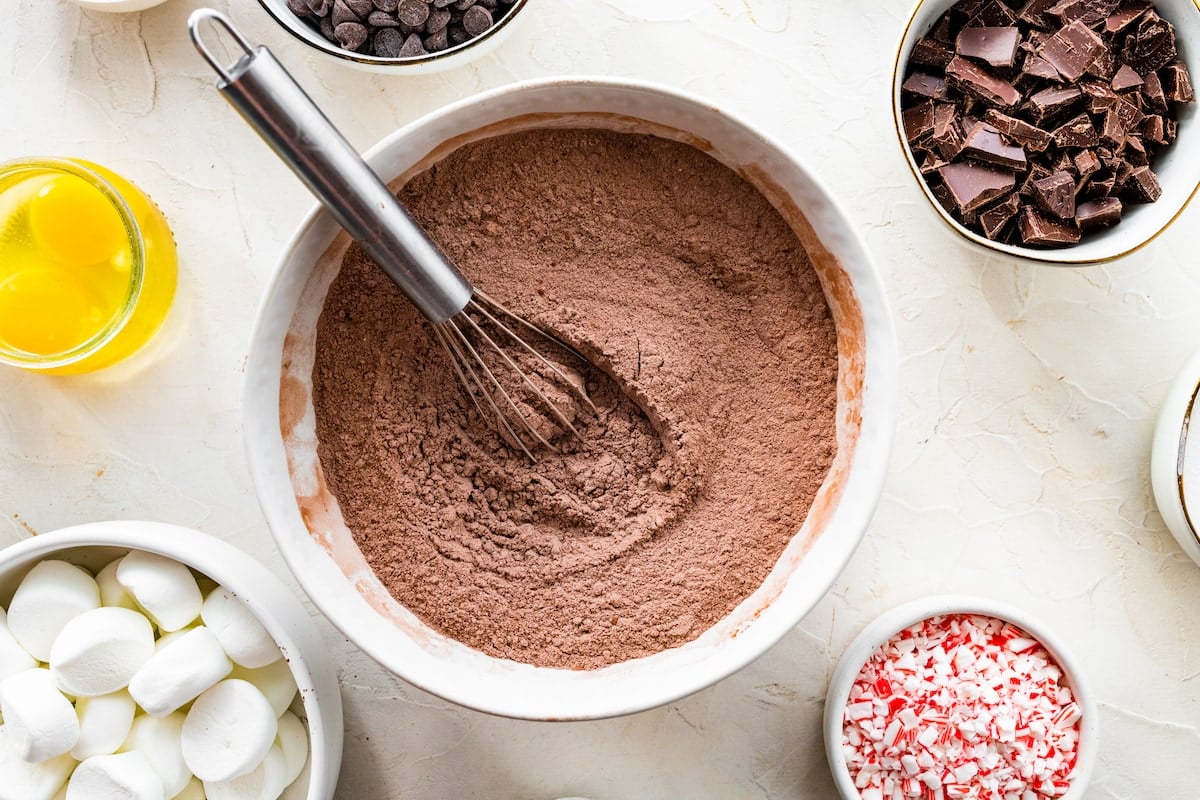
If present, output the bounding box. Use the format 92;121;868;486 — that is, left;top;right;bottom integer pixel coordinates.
0;157;146;370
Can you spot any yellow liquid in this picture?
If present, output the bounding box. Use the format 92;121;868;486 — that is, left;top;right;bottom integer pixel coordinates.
0;160;177;374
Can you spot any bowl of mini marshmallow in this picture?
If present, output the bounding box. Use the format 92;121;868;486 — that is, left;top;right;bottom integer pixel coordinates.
0;520;343;800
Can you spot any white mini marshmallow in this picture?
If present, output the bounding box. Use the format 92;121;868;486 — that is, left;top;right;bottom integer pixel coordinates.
174;777;205;800
0;668;79;763
72;691;136;761
96;560;137;611
181;680;277;783
0;725;75;800
152;627;195;654
200;589;281;670
274;711;307;788
7;561;100;662
50;607;155;697
0;608;36;683
128;628;231;718
203;745;286;800
66;752;165;800
115;553;202;633
122;713;190;799
229;660;297;718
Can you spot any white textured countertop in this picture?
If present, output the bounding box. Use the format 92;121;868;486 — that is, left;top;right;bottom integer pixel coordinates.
3;1;1199;797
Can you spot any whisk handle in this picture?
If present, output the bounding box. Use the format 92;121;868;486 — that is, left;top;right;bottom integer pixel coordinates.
189;9;472;324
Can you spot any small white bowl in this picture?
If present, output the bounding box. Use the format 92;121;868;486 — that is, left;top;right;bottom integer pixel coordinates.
0;521;344;800
243;76;898;720
824;595;1098;800
893;0;1200;265
255;0;528;74
1151;347;1200;565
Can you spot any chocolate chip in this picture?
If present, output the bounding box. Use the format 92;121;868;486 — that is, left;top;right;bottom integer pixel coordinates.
461;5;492;36
397;31;427;56
287;0;311;17
374;26;403;56
334;21;368;50
396;0;429;25
424;26;449;51
372;0;399;10
426;8;452;32
346;0;373;17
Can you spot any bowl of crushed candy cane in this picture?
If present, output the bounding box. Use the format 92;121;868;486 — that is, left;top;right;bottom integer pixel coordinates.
824;596;1097;800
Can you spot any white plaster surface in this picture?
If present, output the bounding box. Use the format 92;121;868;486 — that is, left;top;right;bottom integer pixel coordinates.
2;0;1199;797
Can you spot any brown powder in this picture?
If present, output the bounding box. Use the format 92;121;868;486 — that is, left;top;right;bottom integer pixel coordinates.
310;129;839;670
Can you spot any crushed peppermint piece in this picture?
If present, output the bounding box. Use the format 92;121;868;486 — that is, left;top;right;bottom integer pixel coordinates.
842;613;1082;800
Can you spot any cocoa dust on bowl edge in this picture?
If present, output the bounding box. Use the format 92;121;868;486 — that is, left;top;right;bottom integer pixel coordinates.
308;128;843;671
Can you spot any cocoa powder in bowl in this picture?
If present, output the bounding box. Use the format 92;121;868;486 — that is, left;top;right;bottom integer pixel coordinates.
310;128;839;670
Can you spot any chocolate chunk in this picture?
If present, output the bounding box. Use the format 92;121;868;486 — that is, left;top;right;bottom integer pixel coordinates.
1019;206;1081;244
1076;196;1123;228
1032;170;1077;218
1141;70;1168;112
1026;86;1084;123
1022;52;1063;81
968;0;1017;27
1161;61;1195;103
983;109;1053;151
932;183;958;215
1020;162;1053;196
1074;149;1102;178
1051;0;1120;25
1123;165;1161;201
962;121;1029;169
1100;107;1127;147
1018;0;1059;29
1040;20;1105;81
979;193;1021;239
957;26;1022;67
1051;112;1099;147
1085;172;1116;198
902;73;951;101
1111;63;1143;91
921;152;951;176
1142;114;1167;145
1121;11;1177;73
1105;4;1148;33
1086;45;1117;81
912;37;956;69
932;104;968;158
947;56;1023;107
1123;134;1149;165
939;162;1018;213
903;101;938;144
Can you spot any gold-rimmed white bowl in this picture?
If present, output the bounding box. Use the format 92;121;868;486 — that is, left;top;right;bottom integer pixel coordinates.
892;0;1200;265
255;0;528;74
1151;347;1200;564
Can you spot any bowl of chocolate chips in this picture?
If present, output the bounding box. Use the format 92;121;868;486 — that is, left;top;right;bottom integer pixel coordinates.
894;0;1198;263
259;0;527;72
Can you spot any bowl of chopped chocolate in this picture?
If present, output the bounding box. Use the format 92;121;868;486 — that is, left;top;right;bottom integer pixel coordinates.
893;0;1198;263
243;77;898;720
258;0;527;73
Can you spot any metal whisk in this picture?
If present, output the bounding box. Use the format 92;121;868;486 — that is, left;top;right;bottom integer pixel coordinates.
189;10;595;460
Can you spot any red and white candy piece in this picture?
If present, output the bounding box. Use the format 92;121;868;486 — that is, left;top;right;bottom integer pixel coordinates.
842;613;1081;800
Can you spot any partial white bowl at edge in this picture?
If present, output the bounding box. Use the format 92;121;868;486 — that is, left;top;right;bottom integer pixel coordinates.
0;521;344;800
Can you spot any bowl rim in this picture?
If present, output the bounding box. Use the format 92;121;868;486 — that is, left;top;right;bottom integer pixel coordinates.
891;0;1200;265
823;594;1099;800
1150;347;1200;564
244;74;898;720
0;521;344;800
255;0;528;68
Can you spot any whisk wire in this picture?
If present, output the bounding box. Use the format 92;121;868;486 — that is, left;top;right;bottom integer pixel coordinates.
436;321;539;462
456;310;585;442
445;317;558;456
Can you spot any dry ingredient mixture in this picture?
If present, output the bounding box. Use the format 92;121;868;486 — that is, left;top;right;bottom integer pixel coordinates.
311;128;839;669
842;614;1083;800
